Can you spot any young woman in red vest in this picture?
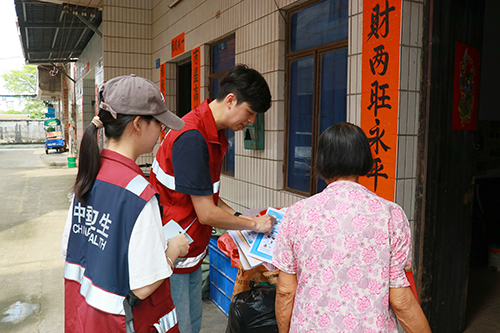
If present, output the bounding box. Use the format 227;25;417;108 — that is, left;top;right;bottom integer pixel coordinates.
61;74;189;333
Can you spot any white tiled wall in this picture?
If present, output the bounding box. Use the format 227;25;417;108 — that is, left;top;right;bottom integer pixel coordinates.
347;0;363;123
150;0;304;211
395;0;424;224
102;1;152;81
74;0;423;215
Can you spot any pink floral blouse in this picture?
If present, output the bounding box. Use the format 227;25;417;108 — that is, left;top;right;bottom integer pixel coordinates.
273;181;411;333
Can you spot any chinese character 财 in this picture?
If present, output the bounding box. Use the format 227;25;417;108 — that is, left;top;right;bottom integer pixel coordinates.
367;0;396;41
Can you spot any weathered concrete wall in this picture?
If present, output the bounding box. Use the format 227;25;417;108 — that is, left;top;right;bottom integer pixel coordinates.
0;120;45;144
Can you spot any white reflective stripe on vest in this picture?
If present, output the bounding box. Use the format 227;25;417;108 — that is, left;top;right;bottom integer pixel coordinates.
64;262;125;315
213;180;220;194
174;248;207;268
152;158;176;191
153;308;178;333
125;175;149;197
152;158;220;194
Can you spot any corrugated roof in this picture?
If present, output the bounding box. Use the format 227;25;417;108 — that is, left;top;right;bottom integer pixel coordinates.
14;0;102;64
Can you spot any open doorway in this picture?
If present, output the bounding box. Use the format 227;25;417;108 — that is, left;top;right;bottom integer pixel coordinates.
414;0;500;331
465;0;500;331
177;60;192;118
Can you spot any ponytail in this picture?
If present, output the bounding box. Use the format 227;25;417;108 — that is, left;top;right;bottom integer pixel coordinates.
73;113;103;202
73;109;155;202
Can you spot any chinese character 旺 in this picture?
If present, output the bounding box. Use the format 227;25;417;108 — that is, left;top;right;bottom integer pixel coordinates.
85;205;99;232
368;80;391;117
193;68;199;84
370;45;389;76
366;157;389;191
73;202;86;224
97;213;112;238
368;119;391;154
367;0;396;41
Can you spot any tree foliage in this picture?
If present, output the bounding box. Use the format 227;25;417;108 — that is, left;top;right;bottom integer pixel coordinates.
2;64;47;119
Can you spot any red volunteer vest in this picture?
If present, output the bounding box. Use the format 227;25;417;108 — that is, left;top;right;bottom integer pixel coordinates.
150;99;228;274
64;149;179;333
65;278;178;333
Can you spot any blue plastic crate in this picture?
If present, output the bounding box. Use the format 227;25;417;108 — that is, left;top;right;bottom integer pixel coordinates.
209;281;231;316
208;238;238;316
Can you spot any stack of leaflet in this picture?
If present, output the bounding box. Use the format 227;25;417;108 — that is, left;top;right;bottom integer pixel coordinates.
227;207;287;270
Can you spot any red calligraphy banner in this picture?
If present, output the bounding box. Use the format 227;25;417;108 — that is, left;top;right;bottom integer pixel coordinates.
171;32;185;58
160;62;166;102
192;47;201;109
452;42;480;130
359;0;401;201
160;63;167;140
95;84;99;115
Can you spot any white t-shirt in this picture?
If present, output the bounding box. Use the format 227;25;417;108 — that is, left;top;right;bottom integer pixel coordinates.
61;195;172;290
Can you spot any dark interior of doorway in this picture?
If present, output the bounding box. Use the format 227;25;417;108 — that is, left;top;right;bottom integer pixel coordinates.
466;0;500;330
177;61;192;118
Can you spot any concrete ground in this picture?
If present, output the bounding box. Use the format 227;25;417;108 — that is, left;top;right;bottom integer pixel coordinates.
201;299;228;333
0;146;228;332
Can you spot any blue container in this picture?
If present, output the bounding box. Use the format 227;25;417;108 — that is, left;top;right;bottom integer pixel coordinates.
208;238;238;316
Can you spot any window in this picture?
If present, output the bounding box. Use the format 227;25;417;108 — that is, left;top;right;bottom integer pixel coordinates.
209;36;235;175
285;0;348;195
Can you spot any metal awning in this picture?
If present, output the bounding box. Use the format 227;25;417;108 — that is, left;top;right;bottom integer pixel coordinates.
14;0;102;64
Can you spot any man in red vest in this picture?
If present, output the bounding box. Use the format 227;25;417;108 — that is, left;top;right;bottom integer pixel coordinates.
150;64;274;333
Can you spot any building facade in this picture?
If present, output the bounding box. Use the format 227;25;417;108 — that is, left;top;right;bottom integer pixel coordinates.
71;0;422;221
16;0;500;331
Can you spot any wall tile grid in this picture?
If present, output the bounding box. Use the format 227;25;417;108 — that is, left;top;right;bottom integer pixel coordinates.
347;0;363;123
226;2;291;210
395;0;423;223
103;3;152;81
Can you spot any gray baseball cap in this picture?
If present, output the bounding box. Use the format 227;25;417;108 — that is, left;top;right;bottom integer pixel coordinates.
99;74;184;131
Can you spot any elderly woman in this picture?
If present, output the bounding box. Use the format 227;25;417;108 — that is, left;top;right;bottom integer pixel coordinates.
272;123;431;333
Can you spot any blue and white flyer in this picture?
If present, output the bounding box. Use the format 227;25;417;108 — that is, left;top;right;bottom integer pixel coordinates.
248;207;286;263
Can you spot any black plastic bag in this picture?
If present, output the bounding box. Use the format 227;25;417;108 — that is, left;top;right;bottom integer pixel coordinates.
226;281;278;333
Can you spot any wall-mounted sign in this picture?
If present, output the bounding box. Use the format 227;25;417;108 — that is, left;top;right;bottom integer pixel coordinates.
452;42;480;130
156;58;160;69
192;47;201;109
359;0;402;202
171;32;185;58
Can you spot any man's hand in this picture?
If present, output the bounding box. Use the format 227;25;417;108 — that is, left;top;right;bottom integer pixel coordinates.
251;214;275;233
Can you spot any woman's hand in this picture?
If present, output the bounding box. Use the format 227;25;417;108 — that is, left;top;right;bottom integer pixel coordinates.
166;234;190;261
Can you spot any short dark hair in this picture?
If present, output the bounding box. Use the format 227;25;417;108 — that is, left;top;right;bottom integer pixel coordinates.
315;122;374;180
216;64;272;113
